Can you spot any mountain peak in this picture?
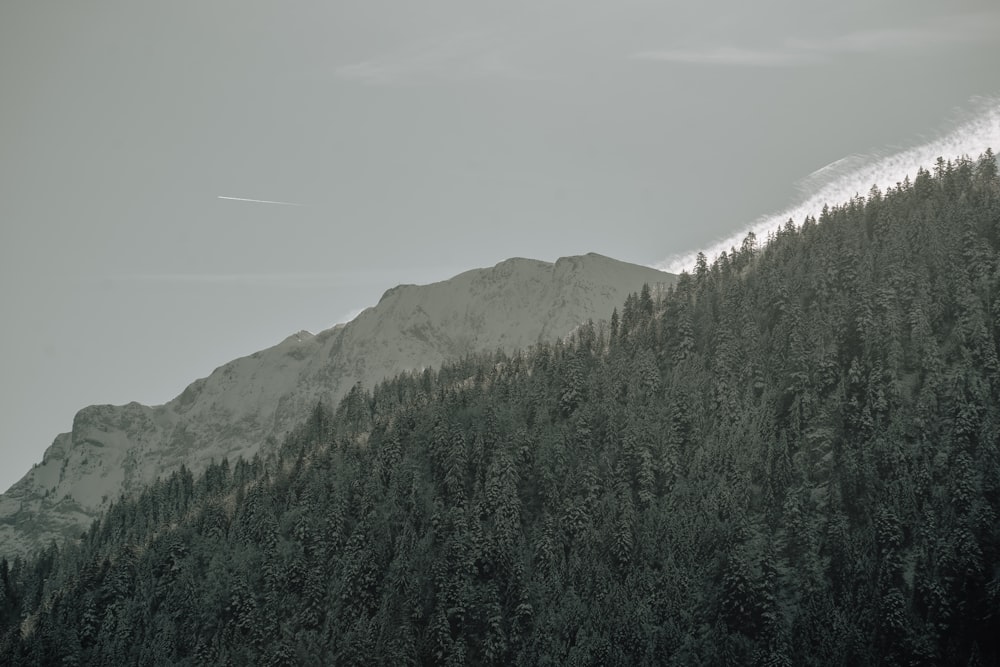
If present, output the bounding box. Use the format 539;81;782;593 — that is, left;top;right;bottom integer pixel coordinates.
279;330;316;345
0;254;674;557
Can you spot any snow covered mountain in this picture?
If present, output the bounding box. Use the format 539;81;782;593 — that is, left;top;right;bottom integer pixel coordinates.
0;253;673;557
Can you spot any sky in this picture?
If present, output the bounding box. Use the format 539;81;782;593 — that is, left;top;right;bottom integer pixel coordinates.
1;1;998;493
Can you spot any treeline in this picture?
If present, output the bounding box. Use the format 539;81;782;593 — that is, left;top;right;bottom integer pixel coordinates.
0;152;998;665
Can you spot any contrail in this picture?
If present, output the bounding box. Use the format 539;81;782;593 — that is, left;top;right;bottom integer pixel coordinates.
657;97;1000;274
218;196;302;206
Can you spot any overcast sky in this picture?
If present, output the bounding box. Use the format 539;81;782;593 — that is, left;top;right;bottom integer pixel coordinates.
1;1;998;492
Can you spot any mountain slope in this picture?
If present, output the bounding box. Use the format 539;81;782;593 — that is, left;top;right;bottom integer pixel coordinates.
1;154;997;665
0;253;672;557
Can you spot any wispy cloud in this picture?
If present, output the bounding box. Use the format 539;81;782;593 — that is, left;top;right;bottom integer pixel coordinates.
113;271;398;289
787;16;994;56
114;273;346;288
111;264;471;290
633;46;815;67
331;306;367;329
335;31;539;85
656;98;1000;274
634;11;1000;67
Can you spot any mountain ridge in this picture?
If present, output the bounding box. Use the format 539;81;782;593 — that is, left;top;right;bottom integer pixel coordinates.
0;252;673;557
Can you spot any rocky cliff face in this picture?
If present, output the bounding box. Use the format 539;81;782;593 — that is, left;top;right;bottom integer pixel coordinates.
0;253;672;557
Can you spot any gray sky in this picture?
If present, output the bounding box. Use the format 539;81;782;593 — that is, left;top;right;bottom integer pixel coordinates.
2;0;998;492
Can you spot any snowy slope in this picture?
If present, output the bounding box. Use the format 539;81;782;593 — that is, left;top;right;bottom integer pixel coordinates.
0;253;672;557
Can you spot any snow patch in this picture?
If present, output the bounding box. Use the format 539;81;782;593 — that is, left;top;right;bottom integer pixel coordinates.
658;97;1000;273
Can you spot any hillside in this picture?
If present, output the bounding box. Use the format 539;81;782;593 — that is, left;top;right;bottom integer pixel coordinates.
0;152;997;665
0;253;671;557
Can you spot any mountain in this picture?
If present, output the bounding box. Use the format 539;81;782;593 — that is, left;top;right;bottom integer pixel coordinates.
1;154;997;666
0;253;673;557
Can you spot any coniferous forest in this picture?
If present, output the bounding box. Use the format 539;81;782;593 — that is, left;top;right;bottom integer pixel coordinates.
1;153;999;665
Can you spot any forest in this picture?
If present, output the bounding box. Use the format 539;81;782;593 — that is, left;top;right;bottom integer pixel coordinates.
0;152;998;665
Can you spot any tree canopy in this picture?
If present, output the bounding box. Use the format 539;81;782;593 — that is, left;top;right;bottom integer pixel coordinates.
1;151;999;665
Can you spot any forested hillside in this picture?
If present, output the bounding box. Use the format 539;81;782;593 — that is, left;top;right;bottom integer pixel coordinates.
0;252;669;559
1;152;998;665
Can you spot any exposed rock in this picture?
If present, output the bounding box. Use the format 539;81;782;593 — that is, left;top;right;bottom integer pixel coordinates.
0;253;672;556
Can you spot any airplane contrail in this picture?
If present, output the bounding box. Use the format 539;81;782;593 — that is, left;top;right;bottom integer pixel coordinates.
218;195;303;206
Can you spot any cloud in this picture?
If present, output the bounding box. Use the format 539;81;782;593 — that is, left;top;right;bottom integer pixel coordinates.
113;273;345;288
789;13;998;55
335;31;538;86
110;264;472;290
633;46;816;67
331;306;367;329
633;11;1000;68
656;98;1000;274
113;271;404;289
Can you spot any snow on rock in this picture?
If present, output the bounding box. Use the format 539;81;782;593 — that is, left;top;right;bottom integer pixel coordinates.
0;253;673;557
